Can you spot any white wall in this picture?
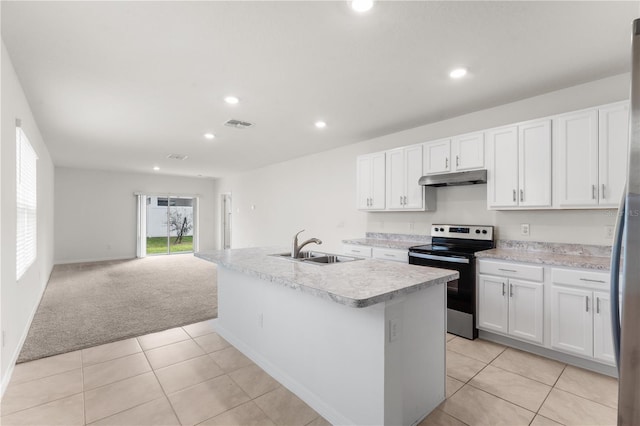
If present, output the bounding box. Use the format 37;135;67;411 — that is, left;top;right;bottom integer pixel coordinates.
1;42;56;394
216;74;630;253
54;168;217;264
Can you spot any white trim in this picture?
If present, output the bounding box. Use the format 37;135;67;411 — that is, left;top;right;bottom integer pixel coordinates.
53;256;134;265
133;191;200;198
1;267;50;398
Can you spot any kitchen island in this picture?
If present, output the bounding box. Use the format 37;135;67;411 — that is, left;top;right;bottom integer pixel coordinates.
196;247;458;426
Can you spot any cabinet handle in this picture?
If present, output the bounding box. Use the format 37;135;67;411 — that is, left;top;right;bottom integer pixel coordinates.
445;157;449;169
579;278;606;284
384;254;394;257
509;283;513;297
592;184;597;200
456;155;460;167
513;189;516;202
498;268;517;273
352;249;361;253
520;189;524;202
596;297;600;314
400;196;404;206
404;196;407;205
502;282;506;296
602;184;606;200
586;296;589;312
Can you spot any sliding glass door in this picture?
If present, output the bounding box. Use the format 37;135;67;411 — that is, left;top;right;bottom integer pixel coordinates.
146;196;194;255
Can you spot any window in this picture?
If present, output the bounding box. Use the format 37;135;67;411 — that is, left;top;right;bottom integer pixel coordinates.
16;126;38;280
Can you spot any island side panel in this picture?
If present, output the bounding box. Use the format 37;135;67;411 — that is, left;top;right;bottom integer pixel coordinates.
383;283;446;425
216;266;386;425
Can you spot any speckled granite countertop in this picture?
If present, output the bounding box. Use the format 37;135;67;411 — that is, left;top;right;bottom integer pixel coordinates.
475;240;612;271
342;232;431;250
195;247;458;308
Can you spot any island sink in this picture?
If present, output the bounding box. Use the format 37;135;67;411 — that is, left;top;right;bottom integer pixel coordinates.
270;251;362;264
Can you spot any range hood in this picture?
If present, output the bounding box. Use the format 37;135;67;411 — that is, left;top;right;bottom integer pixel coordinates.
418;169;487;187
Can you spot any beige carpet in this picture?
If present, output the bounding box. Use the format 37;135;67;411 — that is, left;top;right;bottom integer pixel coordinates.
18;254;217;363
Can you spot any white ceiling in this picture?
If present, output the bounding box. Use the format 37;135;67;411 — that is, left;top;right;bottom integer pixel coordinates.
2;1;637;178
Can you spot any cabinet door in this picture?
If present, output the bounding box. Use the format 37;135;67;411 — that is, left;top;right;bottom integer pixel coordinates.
551;286;593;357
424;139;451;175
486;126;519;208
404;144;424;209
508;279;544;344
386;148;405;210
356;155;372;210
519;120;552;207
556;110;599;207
453;132;484;171
599;102;629;207
478;275;508;333
370;152;386;210
593;291;615;365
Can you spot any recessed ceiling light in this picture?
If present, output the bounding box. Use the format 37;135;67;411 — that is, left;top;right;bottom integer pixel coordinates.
204;133;215;140
351;0;373;12
153;166;160;171
224;96;239;105
315;121;327;129
449;68;468;79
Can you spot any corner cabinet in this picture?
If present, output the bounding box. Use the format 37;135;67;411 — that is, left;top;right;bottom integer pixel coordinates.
554;102;629;208
486;119;552;209
386;144;425;210
356;153;385;210
423;132;484;175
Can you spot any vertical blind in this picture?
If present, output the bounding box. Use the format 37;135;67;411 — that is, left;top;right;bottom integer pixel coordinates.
16;126;38;280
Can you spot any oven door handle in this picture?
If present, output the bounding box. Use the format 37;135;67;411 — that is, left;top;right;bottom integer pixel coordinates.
409;252;470;264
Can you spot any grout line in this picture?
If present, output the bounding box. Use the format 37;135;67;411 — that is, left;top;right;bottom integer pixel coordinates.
139;342;183;425
0;391;85;420
464;380;538;416
81;358;87;426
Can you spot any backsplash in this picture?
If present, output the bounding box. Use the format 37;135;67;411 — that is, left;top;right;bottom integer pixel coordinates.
496;240;612;257
365;232;432;243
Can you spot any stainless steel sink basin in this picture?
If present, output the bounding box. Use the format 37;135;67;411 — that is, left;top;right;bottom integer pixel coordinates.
270;251;362;265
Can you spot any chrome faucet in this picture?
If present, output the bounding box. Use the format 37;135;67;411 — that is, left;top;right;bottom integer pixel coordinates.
291;229;322;258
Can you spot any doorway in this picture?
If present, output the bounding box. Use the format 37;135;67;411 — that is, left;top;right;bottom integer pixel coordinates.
146;196;195;255
221;193;232;249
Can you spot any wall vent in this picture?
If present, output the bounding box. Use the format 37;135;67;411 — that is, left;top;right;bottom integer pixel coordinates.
224;119;253;129
167;154;189;160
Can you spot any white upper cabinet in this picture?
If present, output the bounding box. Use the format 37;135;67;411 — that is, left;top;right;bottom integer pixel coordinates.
486;119;551;209
386;144;425;210
424;133;484;176
598;102;629;207
423;139;451;175
556;103;629;208
356;152;385;210
452;132;485;171
555;109;599;207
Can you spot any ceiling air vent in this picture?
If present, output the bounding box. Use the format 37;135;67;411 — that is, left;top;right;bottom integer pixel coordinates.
224;119;253;129
167;154;188;161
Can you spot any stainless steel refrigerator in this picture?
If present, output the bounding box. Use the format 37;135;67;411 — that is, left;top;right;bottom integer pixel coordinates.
611;18;640;426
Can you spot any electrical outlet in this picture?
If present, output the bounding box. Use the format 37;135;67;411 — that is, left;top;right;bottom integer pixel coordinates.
389;318;401;343
408;222;415;231
605;226;614;239
520;224;530;236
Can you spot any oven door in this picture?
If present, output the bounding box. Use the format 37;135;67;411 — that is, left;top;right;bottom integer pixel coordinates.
408;251;477;338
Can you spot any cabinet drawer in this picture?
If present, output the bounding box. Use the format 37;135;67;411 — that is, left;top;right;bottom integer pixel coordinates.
478;260;544;282
552;268;610;290
342;244;372;258
372;247;408;263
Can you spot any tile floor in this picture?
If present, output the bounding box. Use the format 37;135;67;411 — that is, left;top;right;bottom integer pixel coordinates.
1;323;618;426
420;333;618;426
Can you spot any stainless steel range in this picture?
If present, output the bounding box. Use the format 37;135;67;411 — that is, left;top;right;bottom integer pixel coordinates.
409;224;495;339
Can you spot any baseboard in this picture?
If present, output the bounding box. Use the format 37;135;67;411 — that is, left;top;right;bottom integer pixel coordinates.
54;255;134;265
478;330;618;378
1;264;52;398
213;320;353;426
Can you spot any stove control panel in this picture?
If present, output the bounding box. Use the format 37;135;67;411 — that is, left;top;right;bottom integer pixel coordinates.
431;224;494;241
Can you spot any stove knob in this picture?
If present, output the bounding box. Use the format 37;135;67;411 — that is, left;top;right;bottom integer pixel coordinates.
433;227;439;233
482;230;488;234
439;227;445;232
475;229;481;234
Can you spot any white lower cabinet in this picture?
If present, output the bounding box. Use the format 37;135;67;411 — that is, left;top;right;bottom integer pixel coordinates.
478;274;544;344
342;244;408;263
550;268;614;365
